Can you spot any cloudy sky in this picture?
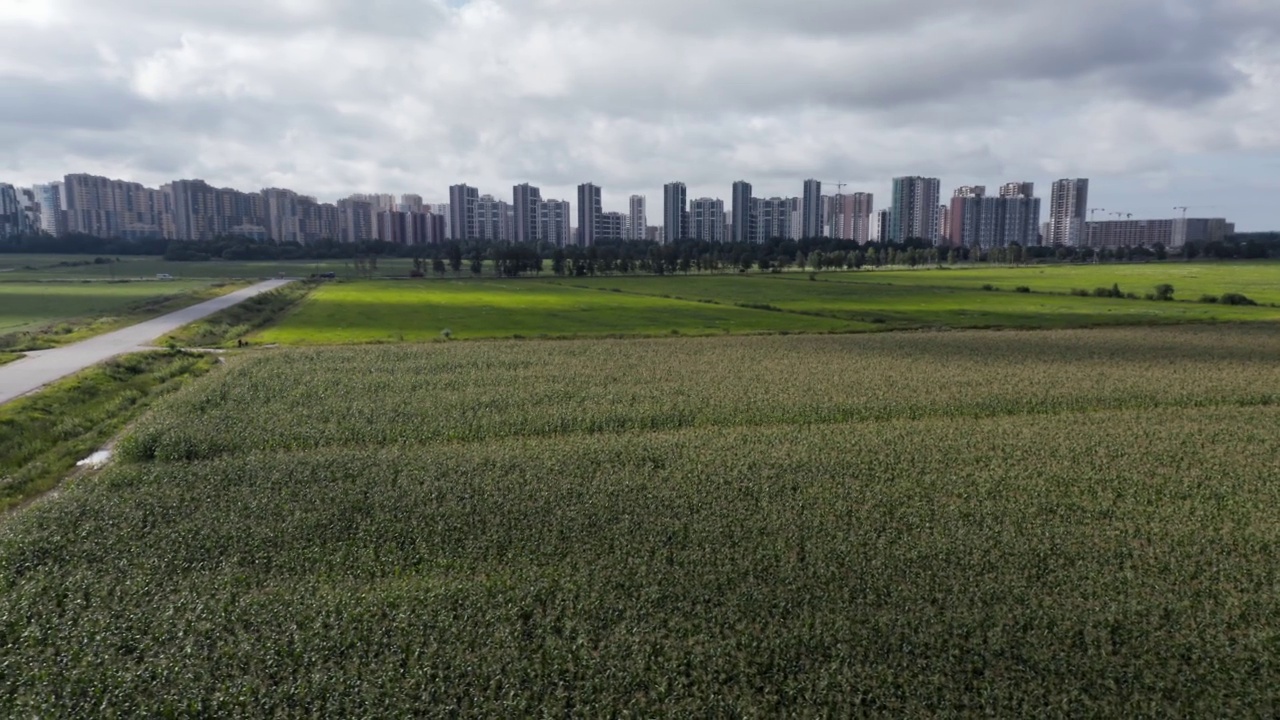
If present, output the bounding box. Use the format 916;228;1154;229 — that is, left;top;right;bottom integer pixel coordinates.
2;0;1279;229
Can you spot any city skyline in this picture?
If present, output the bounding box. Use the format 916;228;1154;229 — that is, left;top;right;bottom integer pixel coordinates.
1;2;1278;231
3;169;1237;251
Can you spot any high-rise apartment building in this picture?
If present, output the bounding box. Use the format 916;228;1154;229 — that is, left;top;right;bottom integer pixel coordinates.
788;197;803;241
825;192;874;242
399;194;424;213
476;194;512;242
539;199;571;247
875;209;891;243
338;197;375;244
512;183;542;244
599;211;626;242
262;188;300;244
731;181;754;243
64;173;169;239
165;179;229;241
755;197;790;242
889;176;941;243
663;182;687;243
1000;182;1034;199
0;183;29;238
576;183;602;246
801;179;823;238
689;198;726;243
448;184;480;241
32;182;63;236
628;195;647;241
1048;178;1089;246
948;183;1041;249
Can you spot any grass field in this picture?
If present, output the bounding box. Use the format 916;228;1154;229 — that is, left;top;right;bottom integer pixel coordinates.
844;260;1280;304
0;281;243;351
0;280;216;335
2;326;1277;715
253;279;863;343
0;351;218;512
254;269;1280;344
0;254;414;281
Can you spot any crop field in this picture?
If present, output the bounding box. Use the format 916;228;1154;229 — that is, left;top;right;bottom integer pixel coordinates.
556;274;1280;329
0;280;220;336
253;279;862;343
848;260;1280;305
2;325;1278;715
253;270;1280;344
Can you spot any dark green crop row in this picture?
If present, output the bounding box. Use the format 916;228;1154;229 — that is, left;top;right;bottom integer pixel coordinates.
2;326;1278;715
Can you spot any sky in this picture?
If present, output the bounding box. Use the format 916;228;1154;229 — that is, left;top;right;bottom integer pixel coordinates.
2;0;1279;230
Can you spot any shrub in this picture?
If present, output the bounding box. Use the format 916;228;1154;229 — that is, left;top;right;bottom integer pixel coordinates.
1220;293;1258;306
981;284;997;292
1200;295;1220;304
1153;284;1176;302
1015;286;1031;293
1070;289;1090;297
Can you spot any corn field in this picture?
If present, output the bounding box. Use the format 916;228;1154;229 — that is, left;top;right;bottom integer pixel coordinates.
2;325;1278;715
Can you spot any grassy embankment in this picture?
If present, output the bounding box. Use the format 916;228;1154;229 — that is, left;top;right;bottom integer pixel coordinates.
251;262;1280;344
163;280;316;347
0;281;245;352
2;326;1277;714
0;351;219;513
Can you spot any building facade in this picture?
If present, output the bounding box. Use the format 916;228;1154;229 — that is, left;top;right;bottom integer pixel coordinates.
889;176;941;243
577;183;602;246
731;181;754;243
948;184;1041;249
448;184;480;241
801;179;823;239
1048;178;1089;246
663;182;687;243
628;195;647;241
513;183;541;244
689;197;726;243
0;183;29;238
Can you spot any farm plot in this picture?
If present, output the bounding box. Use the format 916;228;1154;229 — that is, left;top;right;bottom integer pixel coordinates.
0;280;215;336
2;325;1279;715
252;279;862;344
555;273;1280;330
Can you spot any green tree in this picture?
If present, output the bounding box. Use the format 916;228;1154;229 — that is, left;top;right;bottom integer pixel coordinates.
1153;283;1175;301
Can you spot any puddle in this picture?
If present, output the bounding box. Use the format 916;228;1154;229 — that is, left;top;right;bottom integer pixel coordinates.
76;449;113;469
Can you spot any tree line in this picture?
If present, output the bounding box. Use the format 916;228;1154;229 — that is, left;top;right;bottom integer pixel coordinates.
3;231;1279;275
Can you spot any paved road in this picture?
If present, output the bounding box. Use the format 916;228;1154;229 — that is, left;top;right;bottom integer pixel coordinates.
0;279;294;407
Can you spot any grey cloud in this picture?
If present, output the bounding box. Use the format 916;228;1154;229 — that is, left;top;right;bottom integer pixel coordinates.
0;77;153;131
1;0;1278;229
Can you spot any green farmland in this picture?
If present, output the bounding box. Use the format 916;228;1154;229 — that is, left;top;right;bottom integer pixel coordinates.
253;279;862;343
0;280;225;338
842;260;1280;303
2;326;1278;715
254;269;1280;344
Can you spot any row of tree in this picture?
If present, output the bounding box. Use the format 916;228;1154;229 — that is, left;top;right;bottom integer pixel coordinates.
4;232;1279;271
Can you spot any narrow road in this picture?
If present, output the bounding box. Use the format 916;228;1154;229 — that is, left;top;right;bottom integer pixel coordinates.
0;279;294;407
